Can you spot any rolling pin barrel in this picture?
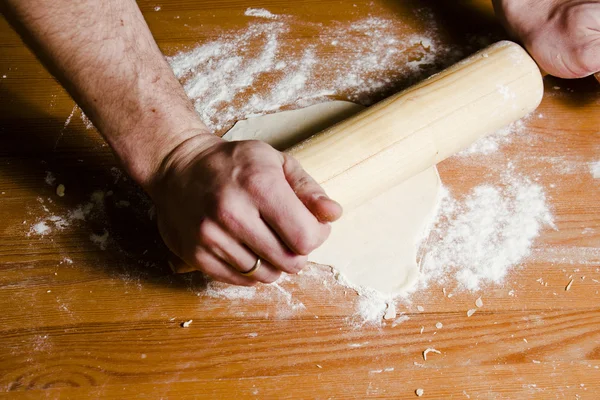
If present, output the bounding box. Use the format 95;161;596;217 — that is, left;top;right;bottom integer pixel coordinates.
286;41;544;210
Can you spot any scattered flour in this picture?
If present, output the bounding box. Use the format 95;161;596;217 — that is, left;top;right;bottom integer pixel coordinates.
168;14;460;133
90;229;109;250
245;8;278;20
28;215;69;236
590;161;600;179
60;257;73;265
392;314;410;327
205;283;257;300
29;221;51;236
530;246;600;266
47;215;69;229
355;293;388;326
63;106;77;128
44;171;56;186
61;105;94;130
420;172;554;291
460;118;528;156
202;278;306;318
28;189;115;252
80;110;94;130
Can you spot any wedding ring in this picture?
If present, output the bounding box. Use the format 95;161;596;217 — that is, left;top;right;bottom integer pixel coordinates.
240;257;262;277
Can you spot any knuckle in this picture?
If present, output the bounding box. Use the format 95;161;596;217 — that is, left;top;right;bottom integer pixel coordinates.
573;47;599;75
191;251;211;271
243;171;275;196
292;174;313;191
257;271;281;284
290;256;308;274
282;153;301;170
196;220;218;246
278;255;307;274
290;229;319;256
213;198;238;228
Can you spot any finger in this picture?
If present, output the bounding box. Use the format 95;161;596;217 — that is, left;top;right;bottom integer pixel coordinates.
255;177;331;256
192;249;260;286
224;205;308;274
203;221;282;284
282;153;343;223
222;251;281;284
170;249;258;286
245;221;309;274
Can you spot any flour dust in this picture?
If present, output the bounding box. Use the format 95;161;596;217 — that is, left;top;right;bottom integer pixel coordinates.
420;172;555;291
168;12;462;133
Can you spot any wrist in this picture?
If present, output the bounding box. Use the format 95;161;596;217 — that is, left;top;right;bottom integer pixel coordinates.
142;130;224;200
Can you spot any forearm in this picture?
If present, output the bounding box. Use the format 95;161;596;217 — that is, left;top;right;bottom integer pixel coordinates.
2;0;210;188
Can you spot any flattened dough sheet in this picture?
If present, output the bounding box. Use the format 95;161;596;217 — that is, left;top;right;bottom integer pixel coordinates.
223;101;441;294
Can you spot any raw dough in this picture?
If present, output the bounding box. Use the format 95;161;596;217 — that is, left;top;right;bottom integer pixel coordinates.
223;101;441;294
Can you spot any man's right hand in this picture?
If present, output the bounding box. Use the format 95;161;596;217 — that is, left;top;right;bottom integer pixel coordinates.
149;133;343;285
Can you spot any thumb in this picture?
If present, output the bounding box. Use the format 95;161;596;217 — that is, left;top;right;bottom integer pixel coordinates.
282;153;343;223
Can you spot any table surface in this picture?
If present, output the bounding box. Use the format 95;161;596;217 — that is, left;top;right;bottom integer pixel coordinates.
1;1;600;398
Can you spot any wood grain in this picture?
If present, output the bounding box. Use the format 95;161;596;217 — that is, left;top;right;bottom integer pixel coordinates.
1;0;599;398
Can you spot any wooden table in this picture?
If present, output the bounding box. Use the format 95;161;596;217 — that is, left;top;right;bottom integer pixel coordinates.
1;1;599;398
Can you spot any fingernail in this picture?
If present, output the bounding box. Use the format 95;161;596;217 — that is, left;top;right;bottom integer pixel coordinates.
317;194;341;208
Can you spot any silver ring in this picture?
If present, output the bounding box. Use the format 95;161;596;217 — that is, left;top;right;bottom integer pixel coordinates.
240;257;261;277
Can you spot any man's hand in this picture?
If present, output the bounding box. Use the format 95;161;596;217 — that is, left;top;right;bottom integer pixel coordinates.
150;133;342;285
2;0;342;285
494;0;600;79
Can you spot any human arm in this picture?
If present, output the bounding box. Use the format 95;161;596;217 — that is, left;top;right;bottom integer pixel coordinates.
1;0;342;284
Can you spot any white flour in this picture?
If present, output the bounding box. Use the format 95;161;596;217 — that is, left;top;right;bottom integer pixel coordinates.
245;8;279;20
459;118;528;156
203;278;306;318
168;13;459;133
590;161;600;179
90;229;110;251
205;284;257;300
29;221;51;236
44;171;56;186
420;172;554;291
28;189;108;250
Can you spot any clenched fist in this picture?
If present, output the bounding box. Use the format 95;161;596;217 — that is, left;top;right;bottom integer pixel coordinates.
494;0;600;79
149;133;343;285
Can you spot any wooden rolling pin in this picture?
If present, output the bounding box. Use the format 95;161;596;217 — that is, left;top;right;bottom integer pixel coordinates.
287;40;544;210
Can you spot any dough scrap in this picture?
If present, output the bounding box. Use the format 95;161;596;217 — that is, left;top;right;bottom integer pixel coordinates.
223;101;441;294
